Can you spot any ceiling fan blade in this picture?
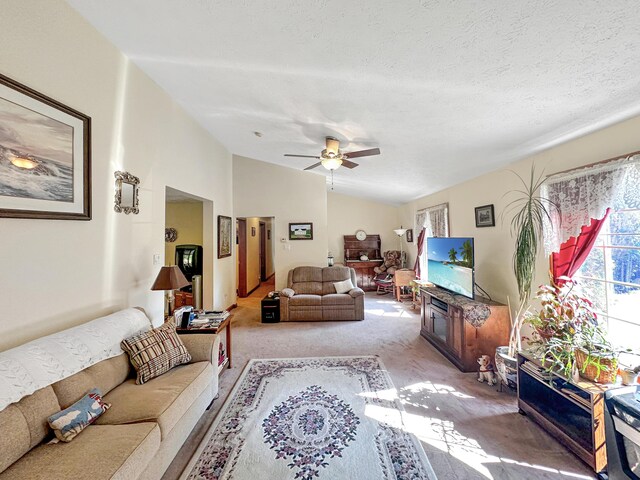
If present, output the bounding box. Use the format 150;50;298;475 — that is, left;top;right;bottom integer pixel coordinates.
284;154;321;159
341;159;359;169
304;162;322;171
344;147;380;159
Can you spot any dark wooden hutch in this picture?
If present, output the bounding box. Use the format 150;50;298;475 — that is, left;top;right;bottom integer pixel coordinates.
343;234;383;291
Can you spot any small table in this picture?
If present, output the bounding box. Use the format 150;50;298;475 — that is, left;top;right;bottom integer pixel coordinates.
176;315;232;374
261;295;280;323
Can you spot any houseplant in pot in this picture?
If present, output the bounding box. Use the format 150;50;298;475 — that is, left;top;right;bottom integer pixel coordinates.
495;167;559;389
574;322;619;384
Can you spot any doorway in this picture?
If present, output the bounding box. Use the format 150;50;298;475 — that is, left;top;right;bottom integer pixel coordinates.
260;221;266;281
236;216;275;297
165;186;214;309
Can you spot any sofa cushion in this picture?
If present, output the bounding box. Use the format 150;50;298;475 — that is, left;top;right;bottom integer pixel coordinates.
52;353;131;409
333;278;355;294
322;266;352;282
290;294;322;306
292;266;323;283
322;294;355;306
96;362;212;439
0;386;60;474
48;388;111;442
0;423;160;480
121;323;191;385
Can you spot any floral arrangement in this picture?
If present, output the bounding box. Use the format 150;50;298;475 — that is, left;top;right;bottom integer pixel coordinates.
525;279;618;382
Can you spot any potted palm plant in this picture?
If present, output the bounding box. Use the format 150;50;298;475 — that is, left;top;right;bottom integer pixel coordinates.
495;166;559;388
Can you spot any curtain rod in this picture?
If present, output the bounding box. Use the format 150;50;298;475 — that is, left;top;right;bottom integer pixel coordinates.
545;149;640;179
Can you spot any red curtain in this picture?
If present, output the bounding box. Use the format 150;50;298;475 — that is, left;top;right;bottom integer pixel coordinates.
552;208;611;285
414;228;426;278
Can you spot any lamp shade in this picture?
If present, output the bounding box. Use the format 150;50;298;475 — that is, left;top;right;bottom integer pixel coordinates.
151;266;190;291
394;226;408;236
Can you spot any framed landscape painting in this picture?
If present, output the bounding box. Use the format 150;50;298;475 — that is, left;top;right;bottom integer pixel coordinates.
218;215;232;258
0;73;91;220
475;204;495;227
289;222;313;240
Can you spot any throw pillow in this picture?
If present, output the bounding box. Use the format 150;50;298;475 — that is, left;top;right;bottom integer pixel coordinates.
121;322;191;385
334;278;355;294
48;388;110;442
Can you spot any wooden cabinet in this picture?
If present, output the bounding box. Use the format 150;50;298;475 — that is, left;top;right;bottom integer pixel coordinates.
343;234;383;291
347;260;383;291
420;287;509;372
517;351;617;474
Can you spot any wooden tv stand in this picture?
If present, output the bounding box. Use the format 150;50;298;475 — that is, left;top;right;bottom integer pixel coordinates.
419;287;509;372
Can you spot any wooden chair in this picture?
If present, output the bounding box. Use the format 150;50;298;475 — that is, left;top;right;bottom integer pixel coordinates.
394;269;416;302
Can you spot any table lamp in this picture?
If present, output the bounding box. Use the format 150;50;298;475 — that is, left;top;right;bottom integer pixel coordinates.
151;266;190;316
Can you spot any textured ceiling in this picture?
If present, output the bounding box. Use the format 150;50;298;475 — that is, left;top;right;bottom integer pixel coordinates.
67;0;640;205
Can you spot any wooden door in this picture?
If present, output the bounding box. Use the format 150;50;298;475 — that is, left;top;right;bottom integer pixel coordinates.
237;218;247;297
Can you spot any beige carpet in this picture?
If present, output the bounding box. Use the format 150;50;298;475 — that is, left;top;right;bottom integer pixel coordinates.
164;282;594;480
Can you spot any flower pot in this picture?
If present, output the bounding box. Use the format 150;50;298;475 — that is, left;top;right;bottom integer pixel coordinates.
574;348;618;384
495;346;518;389
619;369;639;386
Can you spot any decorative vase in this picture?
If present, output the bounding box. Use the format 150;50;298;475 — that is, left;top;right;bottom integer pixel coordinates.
619;369;639;386
495;346;518;389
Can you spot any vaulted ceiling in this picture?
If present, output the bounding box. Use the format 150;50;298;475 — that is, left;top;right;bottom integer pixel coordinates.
66;1;640;204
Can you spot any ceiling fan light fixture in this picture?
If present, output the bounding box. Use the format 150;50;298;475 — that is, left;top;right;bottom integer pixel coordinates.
321;157;343;170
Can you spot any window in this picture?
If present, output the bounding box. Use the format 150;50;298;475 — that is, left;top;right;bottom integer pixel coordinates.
542;154;640;350
575;210;640;349
415;203;449;279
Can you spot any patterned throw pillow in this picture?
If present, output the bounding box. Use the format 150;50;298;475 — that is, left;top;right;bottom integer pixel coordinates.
48;388;110;442
121;322;191;384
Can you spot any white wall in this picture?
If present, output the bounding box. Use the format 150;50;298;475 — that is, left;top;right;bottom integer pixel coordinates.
327;192;400;264
0;0;235;350
233;156;328;290
398;114;640;308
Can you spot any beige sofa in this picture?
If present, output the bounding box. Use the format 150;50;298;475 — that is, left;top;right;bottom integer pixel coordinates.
280;266;365;321
0;310;219;480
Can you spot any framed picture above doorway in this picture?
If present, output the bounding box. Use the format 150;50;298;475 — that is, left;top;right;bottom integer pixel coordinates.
218;215;232;258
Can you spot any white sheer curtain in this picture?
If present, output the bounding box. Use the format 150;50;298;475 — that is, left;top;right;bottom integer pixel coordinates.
415;203;449;277
542;154;640;254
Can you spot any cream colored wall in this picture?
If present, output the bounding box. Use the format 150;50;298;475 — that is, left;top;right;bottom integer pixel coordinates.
165;202;204;266
398;114;640;308
327;192;400;264
233;156;328;290
0;0;235;351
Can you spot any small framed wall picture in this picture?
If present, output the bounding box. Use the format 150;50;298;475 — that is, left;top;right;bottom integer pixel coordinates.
406;229;414;242
217;215;232;258
289;222;313;240
251;226;256;237
475;204;495;228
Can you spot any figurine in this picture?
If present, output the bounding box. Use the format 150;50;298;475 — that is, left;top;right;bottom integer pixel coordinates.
477;355;496;386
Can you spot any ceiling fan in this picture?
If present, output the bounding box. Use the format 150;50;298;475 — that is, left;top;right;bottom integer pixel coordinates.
284;137;380;171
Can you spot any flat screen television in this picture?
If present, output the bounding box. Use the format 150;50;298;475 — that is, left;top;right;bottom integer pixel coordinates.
427;237;474;299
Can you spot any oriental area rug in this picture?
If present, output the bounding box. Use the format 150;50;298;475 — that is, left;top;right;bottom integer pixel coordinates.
182;356;437;480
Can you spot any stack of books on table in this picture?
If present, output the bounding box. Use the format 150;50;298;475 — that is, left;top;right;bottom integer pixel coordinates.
188;310;229;330
520;360;553;382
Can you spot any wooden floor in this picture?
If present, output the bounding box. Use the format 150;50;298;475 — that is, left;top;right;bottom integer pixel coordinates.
163;281;595;479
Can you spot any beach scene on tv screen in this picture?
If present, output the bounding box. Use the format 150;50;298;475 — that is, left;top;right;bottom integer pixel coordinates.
427;237;474;298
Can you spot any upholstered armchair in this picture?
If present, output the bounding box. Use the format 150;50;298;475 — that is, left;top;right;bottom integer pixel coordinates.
280;266;365;321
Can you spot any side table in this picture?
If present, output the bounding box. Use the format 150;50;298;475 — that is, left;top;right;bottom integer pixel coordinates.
176;315;232;375
261;295;280;323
